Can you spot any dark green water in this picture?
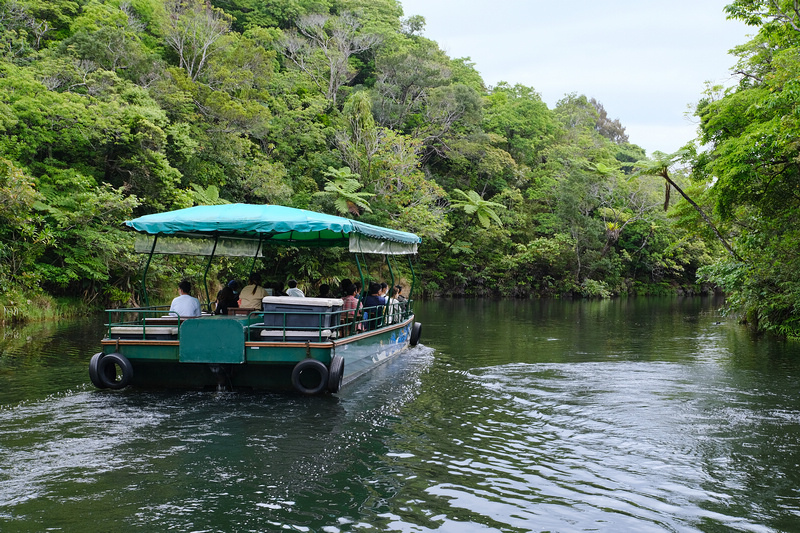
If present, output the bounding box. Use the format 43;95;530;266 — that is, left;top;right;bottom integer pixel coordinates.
2;297;800;532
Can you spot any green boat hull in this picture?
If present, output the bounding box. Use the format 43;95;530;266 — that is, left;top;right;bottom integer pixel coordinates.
99;316;415;393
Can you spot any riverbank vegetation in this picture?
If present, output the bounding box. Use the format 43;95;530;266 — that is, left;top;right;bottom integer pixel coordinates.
0;0;798;336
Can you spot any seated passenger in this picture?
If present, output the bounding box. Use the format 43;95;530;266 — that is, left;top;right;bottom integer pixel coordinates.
386;286;401;324
379;282;389;300
215;279;239;315
285;279;305;298
239;274;268;310
395;285;407;302
318;283;331;298
339;278;353;297
362;282;384;330
341;283;360;333
170;280;202;318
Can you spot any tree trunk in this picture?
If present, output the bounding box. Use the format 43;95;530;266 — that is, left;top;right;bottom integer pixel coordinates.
660;169;742;261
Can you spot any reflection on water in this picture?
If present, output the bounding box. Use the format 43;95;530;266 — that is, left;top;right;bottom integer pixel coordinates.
2;298;800;532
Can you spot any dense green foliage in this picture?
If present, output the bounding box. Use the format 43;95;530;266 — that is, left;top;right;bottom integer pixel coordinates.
687;0;800;337
0;0;771;326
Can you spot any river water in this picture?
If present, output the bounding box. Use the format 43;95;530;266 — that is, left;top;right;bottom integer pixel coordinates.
1;297;800;532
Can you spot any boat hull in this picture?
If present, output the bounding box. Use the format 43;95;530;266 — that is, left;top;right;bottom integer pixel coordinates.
99;316;415;392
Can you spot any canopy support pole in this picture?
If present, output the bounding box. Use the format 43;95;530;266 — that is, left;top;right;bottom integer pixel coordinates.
355;254;366;300
355;254;367;330
407;256;416;313
141;235;158;308
248;235;264;281
202;235;219;313
385;255;396;318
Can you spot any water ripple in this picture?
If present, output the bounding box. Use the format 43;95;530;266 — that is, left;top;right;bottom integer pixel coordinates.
381;358;794;532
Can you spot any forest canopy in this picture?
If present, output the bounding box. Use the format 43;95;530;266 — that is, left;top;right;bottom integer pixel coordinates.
0;0;797;337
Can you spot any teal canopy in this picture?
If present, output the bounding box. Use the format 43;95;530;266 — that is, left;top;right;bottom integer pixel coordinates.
125;204;420;256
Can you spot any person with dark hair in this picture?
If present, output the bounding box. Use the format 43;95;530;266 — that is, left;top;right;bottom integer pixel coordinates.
240;273;267;309
271;282;284;296
286;279;304;297
395;285;407;302
215;279;239;315
341;283;359;334
362;282;384;330
318;283;330;298
387;285;402;324
339;278;353;297
394;284;408;319
170;280;202;317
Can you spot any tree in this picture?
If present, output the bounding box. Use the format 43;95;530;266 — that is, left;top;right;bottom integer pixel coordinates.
449;188;505;228
634;150;741;261
333;91;448;238
313;166;373;216
589;98;628;144
688;0;800;335
372;37;452;130
335;90;380;179
188;183;229;205
278;12;380;105
164;0;233;82
483;83;555;168
62;2;150;74
0;157;44;292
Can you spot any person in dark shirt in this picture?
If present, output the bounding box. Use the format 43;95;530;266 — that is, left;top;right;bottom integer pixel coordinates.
362;282;384;330
339;278;353;297
318;283;331;298
215;279;239;315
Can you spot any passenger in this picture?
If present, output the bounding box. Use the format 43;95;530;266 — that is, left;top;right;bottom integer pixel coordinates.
341;283;359;334
379;282;389;301
271;282;284;296
386;286;401;324
215;279;239;315
395;285;407;302
318;283;331;298
239;274;268;310
339;278;353;297
170;280;202;318
286;279;305;298
394;284;408;317
362;282;384;330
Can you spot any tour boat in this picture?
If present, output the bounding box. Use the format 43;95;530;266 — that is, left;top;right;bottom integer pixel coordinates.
88;204;422;395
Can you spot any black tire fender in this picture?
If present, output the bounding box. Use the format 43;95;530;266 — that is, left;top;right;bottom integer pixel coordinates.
291;359;329;395
97;352;134;390
327;354;345;393
89;352;106;389
410;322;422;347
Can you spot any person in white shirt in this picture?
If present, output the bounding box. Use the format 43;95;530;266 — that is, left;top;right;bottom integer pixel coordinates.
169;280;202;317
285;279;305;297
386;285;401;324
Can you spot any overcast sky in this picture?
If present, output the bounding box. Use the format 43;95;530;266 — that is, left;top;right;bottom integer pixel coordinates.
397;0;752;155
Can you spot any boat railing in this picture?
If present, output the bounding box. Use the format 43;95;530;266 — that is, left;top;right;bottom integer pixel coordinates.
103;299;414;342
245;299;415;342
104;306;192;340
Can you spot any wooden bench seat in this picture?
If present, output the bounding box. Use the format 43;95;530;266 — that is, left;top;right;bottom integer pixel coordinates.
109;326;179;340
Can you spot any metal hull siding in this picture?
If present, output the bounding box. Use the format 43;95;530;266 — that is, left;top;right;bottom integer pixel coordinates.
100;316;414;392
336;319;413;385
